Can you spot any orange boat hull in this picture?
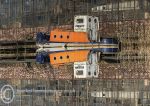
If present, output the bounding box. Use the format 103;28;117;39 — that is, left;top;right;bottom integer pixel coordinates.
49;50;90;65
50;29;90;43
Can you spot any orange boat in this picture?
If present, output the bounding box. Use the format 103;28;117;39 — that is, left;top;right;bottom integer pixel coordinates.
50;29;90;43
36;29;90;43
36;50;90;65
36;15;99;43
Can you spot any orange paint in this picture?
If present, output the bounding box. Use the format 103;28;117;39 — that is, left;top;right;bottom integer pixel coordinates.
49;50;90;65
50;29;90;43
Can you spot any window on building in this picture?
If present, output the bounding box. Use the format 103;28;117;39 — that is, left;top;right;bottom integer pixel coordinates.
76;70;83;75
76;18;84;23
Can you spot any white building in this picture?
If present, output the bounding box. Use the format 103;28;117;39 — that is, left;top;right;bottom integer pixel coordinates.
74;15;99;41
74;52;99;78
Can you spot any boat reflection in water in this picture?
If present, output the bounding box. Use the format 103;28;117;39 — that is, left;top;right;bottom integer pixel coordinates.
36;15;120;79
36;44;119;79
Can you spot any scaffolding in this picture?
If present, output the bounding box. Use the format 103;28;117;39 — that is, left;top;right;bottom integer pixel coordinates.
0;0;150;105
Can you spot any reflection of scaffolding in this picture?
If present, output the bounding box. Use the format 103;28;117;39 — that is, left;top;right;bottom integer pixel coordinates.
1;79;149;106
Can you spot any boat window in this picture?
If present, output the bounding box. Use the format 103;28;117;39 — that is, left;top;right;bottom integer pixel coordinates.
75;66;84;69
88;72;91;75
76;70;83;75
54;35;57;38
89;18;91;22
102;93;105;97
67;55;69;59
94;71;97;76
102;6;106;10
94;19;97;23
76;18;84;23
60;56;63;59
60;35;63;38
